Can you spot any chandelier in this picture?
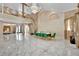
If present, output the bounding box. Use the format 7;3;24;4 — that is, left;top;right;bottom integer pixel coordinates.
31;4;41;14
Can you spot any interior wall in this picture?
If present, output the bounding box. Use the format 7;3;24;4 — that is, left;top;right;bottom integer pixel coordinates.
38;11;64;39
0;22;3;39
0;22;3;34
0;22;16;34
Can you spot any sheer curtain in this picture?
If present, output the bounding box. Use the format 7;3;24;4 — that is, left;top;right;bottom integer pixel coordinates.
67;19;71;31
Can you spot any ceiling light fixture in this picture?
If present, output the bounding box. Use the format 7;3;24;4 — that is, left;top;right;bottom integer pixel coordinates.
31;4;41;14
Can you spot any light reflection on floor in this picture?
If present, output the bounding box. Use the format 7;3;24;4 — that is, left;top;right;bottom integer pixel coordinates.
0;33;79;56
16;33;24;41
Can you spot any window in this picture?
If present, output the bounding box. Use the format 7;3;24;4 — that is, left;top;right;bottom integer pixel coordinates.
67;20;71;31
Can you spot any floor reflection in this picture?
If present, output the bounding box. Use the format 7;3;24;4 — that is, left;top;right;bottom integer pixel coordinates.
2;33;30;41
0;33;79;56
16;33;24;41
3;34;10;41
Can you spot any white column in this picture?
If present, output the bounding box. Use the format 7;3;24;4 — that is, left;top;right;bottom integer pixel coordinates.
24;24;30;36
16;24;23;41
16;24;21;33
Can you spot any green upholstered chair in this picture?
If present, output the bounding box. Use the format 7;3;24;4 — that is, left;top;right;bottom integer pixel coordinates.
51;33;56;38
40;32;43;37
43;33;48;38
34;32;56;40
37;32;41;37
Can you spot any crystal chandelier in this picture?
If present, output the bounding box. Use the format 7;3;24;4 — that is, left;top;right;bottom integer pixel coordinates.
31;4;41;14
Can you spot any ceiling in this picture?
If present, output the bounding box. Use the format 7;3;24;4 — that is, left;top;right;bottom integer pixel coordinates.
38;3;77;12
0;3;77;13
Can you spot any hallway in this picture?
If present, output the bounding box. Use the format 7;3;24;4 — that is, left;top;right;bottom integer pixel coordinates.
0;34;79;56
0;3;79;56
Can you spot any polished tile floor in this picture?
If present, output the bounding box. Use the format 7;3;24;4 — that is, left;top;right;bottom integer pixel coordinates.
0;33;79;56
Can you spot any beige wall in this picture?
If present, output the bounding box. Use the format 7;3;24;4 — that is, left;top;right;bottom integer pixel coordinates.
38;11;64;39
0;22;3;39
0;22;3;34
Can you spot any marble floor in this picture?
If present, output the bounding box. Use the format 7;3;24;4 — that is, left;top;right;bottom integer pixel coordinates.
0;33;79;56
